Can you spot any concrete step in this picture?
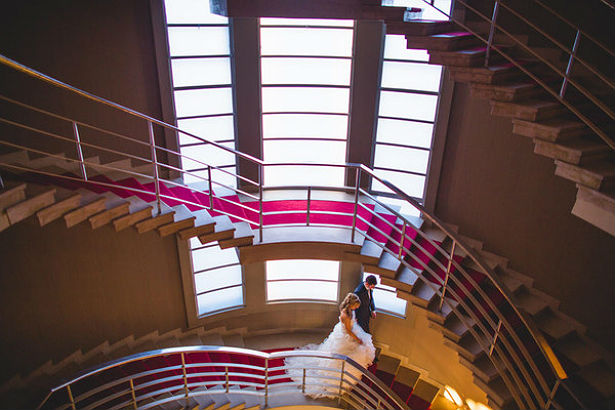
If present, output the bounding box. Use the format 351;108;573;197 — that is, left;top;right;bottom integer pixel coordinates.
471;80;545;102
512;118;588;141
572;185;614;236
533;136;611;165
178;209;216;240
555;159;614;192
385;20;456;36
158;204;196;237
490;98;569;121
5;187;56;225
199;215;236;245
406;31;480;51
219;222;254;249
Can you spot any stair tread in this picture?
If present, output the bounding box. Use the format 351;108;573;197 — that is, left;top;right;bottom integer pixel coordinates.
0;183;27;211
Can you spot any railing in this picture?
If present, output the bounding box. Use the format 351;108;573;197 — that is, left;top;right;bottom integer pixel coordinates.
409;0;614;149
36;346;408;410
0;55;586;409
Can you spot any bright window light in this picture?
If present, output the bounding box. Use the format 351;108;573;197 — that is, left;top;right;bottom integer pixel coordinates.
263;114;348;140
171;58;232;87
261;58;352;85
375;119;434;148
177;115;235;145
262;87;350;114
372;169;426;199
180;142;236;169
174;87;234;117
383;36;430;61
381;61;443;92
260;18;354;27
363;272;407;317
266;260;340;302
164;0;228;24
260;27;353;56
197;286;243;316
167;27;231;56
374;145;430;175
378;91;439;122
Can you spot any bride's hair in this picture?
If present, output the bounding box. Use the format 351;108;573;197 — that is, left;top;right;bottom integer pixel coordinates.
340;293;361;315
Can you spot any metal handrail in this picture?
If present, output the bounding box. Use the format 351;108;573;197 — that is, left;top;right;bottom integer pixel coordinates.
37;346;408;410
0;55;580;408
409;0;615;149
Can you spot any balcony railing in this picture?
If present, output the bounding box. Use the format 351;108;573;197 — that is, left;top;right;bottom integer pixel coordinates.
0;54;586;409
36;346;407;410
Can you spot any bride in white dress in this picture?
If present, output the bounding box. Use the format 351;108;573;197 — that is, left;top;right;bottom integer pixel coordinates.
284;293;376;398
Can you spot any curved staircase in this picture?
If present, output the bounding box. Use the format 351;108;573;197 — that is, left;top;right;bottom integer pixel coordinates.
379;0;615;236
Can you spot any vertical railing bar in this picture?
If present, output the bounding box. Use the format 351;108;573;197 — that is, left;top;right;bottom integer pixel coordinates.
0;173;4;189
72;122;87;181
181;353;189;402
490;319;503;356
207;165;214;211
484;0;501;67
439;240;456;311
258;164;264;242
545;379;561;408
129;378;137;410
302;368;306;394
264;358;269;407
147;121;162;215
560;29;581;97
306;187;312;227
225;366;229;393
350;168;361;243
66;385;76;410
398;221;407;259
337;361;345;404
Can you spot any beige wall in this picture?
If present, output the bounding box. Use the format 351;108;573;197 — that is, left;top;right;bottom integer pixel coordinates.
435;81;614;351
0;217;186;383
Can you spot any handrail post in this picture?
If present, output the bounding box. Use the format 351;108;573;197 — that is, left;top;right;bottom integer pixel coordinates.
350;168;361;243
0;173;4;189
560;29;581;97
545;379;561;408
439;240;456;311
489;319;503;356
147;121;161;215
264;358;269;407
181;353;189;402
207;165;214;211
306;187;312;226
302;368;306;394
129;378;137;410
72;122;87;181
484;0;501;67
258;164;264;242
225;366;230;393
399;221;407;259
337;361;345;404
66;385;76;410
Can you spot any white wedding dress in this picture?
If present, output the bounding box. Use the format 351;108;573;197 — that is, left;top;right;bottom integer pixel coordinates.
284;312;376;398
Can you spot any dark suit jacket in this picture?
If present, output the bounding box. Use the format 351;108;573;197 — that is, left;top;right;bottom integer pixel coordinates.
353;282;375;333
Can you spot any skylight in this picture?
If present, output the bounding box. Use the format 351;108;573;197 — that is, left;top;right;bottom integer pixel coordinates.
164;0;237;189
259;18;354;187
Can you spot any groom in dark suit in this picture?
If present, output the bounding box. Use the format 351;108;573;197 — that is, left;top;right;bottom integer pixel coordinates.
353;275;377;333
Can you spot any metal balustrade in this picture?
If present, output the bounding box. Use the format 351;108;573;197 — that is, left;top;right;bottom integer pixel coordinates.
411;0;614;149
0;54;587;408
36;346;407;410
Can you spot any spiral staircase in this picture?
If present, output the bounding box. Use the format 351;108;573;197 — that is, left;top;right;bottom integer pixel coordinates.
1;0;614;408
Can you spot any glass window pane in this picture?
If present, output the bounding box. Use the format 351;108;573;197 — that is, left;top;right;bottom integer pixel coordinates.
373;288;407;315
266;260;340;281
174;87;233;117
197;286;243;316
183;167;237;189
180;142;236;169
260;27;353;56
381;61;442;92
261;58;351;85
263;114;348;140
262;87;350;113
192;245;239;272
384;35;430;61
378;91;438;122
164;0;229;24
265;165;345;187
374;145;430;174
263;140;346;164
171;58;232;87
178;116;235;145
267;280;338;301
260;18;354;27
375;118;434;148
376;196;422;217
195;264;242;294
168;27;230;56
382;0;450;21
372;169;426;198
